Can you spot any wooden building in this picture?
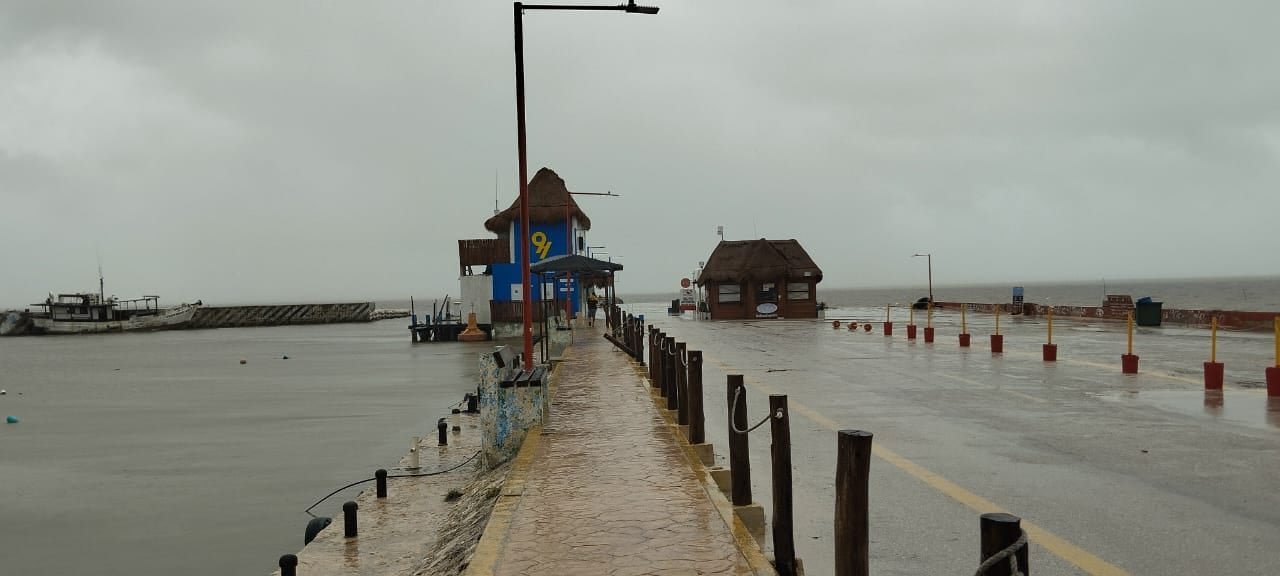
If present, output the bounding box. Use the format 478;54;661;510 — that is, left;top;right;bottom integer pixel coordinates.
696;239;823;320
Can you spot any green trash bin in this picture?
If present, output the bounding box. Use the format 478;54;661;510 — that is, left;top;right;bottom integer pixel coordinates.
1135;301;1162;326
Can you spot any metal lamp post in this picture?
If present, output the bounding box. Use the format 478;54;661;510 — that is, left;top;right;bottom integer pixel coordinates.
514;1;658;369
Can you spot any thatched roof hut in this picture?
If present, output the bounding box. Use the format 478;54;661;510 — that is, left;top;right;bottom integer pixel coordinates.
484;168;592;234
696;239;823;286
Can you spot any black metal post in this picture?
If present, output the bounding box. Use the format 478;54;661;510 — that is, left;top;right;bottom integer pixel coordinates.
438;418;448;446
279;554;298;576
343;501;358;538
376;468;387;498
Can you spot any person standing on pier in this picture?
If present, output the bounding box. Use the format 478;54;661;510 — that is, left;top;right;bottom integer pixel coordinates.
587;291;599;326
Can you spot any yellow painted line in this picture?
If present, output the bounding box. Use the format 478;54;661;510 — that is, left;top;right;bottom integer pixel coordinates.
934;372;1048;403
711;359;1129;576
1001;349;1202;386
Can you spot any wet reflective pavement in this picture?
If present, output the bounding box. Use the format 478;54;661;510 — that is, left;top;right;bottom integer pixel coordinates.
640;306;1280;576
490;327;759;576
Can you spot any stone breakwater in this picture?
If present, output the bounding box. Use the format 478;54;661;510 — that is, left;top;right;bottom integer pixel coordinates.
1;302;382;335
186;302;374;329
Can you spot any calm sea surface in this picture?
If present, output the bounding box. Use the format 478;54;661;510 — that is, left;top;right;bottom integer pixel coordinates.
0;320;482;576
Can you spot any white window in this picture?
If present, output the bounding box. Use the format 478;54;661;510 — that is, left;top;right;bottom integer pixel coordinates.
787;282;810;301
718;284;741;303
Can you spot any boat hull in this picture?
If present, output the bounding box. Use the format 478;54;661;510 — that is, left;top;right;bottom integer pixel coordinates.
30;304;199;335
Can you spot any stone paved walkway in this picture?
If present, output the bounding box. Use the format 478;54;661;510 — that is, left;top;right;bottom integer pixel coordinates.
491;327;760;576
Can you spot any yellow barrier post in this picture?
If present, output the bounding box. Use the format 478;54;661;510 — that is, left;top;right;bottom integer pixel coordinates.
883;304;893;336
1042;306;1057;361
1122;311;1139;373
958;304;970;347
991;306;1003;354
1205;317;1223;390
923;301;935;343
1267;318;1279;396
907;306;917;340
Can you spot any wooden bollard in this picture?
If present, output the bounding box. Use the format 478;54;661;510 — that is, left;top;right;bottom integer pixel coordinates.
375;468;387;498
658;334;670;395
727;374;752;506
835;430;872;576
980;513;1028;576
648;327;658;384
343;501;358;538
637;318;646;365
770;395;796;576
688;351;705;444
279;554;299;576
677;342;690;425
666;339;679;411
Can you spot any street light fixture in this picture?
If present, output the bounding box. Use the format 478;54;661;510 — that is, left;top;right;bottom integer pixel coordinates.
514;1;658;369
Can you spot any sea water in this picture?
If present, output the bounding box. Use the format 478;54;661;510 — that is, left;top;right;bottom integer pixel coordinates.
0;320;480;576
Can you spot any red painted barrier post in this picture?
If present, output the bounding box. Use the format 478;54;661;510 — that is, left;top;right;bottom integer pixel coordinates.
1122;312;1139;374
991;306;1004;354
1205;317;1224;390
1267;318;1280;397
907;307;917;340
883;304;893;336
923;303;935;343
958;303;971;347
1042;306;1057;362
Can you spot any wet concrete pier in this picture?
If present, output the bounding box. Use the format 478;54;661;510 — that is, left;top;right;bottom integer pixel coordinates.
467;328;774;576
643;305;1280;576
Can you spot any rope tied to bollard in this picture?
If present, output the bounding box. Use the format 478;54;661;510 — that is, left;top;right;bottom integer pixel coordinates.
973;529;1027;576
730;386;782;434
302;450;481;516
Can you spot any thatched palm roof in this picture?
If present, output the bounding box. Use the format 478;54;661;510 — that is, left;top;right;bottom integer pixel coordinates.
696;239;823;285
484;168;592;234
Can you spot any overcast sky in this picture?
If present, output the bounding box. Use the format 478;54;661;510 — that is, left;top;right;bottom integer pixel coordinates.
2;1;1278;307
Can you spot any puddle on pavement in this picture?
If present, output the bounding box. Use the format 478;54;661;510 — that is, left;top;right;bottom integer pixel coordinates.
1097;389;1280;431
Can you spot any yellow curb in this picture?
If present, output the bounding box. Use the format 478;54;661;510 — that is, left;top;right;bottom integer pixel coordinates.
462;424;542;576
466;339;571;576
643;377;779;576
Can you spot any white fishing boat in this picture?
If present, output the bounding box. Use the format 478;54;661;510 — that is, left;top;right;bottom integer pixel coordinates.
28;292;200;335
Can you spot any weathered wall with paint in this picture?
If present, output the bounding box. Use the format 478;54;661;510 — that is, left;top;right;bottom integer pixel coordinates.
939;302;1280;331
479;348;547;467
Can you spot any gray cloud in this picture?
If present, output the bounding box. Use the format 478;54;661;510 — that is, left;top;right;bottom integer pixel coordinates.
2;1;1278;308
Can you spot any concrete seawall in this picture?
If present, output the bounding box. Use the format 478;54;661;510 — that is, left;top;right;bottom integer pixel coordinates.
939;301;1280;331
187;302;373;329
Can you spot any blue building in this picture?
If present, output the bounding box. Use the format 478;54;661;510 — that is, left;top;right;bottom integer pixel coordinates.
456;168;593;337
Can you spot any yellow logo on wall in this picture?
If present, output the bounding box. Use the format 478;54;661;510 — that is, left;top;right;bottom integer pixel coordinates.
531;231;551;260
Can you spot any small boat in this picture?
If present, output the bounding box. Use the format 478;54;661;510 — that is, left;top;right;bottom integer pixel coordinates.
28;293;199;334
911;297;932;310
